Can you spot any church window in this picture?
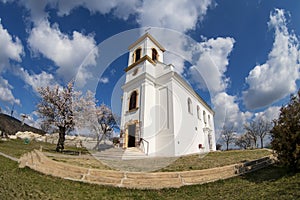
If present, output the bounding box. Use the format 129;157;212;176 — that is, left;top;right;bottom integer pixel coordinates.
134;48;141;62
208;115;211;126
129;91;138;111
187;98;193;114
203;110;207;124
152;48;158;61
197;106;201;120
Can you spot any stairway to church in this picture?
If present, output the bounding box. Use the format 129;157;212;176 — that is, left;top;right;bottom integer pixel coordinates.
91;147;177;172
91;147;147;161
122;147;148;160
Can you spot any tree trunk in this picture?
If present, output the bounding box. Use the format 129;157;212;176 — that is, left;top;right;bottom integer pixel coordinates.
56;126;65;152
253;138;257;149
94;132;105;150
260;137;264;149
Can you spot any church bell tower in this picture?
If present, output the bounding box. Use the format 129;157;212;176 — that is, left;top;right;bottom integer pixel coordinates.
120;33;165;151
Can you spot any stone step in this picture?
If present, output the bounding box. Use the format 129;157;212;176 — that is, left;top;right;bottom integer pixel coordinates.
19;149;275;189
92;147;147;160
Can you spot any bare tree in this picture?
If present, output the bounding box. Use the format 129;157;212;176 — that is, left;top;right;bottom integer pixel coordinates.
255;117;272;148
221;125;236;151
244;122;258;148
235;132;253;149
37;82;74;152
244;117;272;149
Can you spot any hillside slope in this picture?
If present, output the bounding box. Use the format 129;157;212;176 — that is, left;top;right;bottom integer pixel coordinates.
0;113;45;135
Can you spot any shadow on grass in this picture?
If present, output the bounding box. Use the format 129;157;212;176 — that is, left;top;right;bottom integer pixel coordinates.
241;165;296;183
43;148;90;156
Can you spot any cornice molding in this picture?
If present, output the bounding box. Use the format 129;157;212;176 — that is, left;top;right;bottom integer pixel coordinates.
124;55;156;72
128;33;166;52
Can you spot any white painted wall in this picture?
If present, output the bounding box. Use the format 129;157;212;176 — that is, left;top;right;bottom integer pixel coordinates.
121;34;216;157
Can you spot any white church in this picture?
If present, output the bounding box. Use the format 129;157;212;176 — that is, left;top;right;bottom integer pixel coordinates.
120;33;216;157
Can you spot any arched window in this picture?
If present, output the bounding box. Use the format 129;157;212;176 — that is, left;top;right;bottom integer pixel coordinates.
208;115;211;126
152;48;158;61
187;98;193;114
129;91;137;110
134;48;141;62
203;110;207;124
197;106;201;120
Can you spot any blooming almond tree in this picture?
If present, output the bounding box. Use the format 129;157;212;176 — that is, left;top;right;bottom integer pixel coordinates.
73;91;118;150
95;104;119;149
37;82;74;152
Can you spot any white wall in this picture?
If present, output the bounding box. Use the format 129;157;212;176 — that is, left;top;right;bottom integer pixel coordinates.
171;78;215;156
122;35;216;157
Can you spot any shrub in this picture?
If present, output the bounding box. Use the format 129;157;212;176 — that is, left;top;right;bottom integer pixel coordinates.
271;90;300;171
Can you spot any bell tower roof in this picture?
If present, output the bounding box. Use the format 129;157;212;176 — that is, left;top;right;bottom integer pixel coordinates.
128;33;166;52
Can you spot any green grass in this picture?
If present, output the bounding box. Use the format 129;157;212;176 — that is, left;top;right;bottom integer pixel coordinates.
160;149;272;171
0;155;299;200
0;139;89;158
0;139;272;172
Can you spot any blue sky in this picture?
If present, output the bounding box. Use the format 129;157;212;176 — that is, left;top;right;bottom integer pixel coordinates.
0;0;299;136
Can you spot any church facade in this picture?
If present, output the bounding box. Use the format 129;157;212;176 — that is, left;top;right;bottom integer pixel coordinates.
120;33;216;157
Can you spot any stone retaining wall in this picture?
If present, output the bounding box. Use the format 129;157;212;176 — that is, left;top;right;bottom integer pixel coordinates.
19;150;275;189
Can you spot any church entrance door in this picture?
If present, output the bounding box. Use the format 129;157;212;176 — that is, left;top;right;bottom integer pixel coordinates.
128;124;136;147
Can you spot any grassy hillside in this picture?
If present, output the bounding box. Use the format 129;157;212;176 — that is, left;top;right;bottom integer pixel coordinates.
0;139;299;199
0;113;45;135
0;155;299;200
0;139;271;171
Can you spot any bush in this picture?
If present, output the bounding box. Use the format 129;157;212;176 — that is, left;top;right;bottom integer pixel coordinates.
271;90;300;171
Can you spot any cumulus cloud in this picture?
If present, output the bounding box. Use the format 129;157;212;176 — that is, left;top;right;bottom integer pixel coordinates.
0;77;20;105
0;19;24;71
16;0;141;24
27;20;98;82
243;9;300;110
190;37;235;95
54;0;142;20
17;0;212;31
212;92;252;135
0;19;23;106
99;77;109;84
253;106;280;122
12;67;57;92
140;0;213;32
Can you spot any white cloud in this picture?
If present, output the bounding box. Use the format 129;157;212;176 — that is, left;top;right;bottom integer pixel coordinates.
54;0;142;20
27;20;98;82
12;67;57;92
190;37;235;95
212;92;252;135
17;0;141;23
253;106;280;122
0;19;24;71
140;0;213;32
0;77;20;105
243;9;300;110
18;0;212;31
99;77;109;84
19;0;48;23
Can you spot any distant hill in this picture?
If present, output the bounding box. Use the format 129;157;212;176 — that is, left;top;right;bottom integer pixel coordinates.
0;113;45;135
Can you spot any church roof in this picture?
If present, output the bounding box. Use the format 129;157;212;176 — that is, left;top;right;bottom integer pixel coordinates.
128;33;166;52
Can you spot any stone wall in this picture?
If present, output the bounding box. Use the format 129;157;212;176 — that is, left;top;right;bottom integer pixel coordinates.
19;150;275;189
11;131;96;148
